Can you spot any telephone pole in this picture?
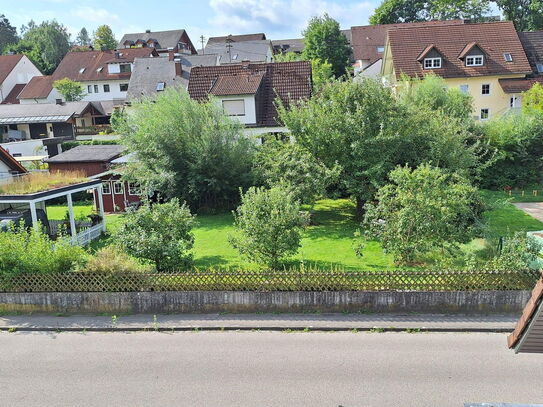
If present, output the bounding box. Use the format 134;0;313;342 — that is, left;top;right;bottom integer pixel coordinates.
200;35;206;54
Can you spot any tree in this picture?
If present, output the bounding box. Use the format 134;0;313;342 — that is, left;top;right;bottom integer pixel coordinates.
0;14;18;54
369;0;490;24
5;20;70;74
229;186;310;268
522;82;543;115
114;199;195;271
495;0;543;31
117;88;255;210
302;14;351;78
362;164;481;264
93;25;117;50
254;137;339;206
274;52;333;92
76;27;91;46
53;78;85;101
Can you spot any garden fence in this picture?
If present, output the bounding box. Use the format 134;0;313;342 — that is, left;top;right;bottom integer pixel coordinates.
0;269;539;293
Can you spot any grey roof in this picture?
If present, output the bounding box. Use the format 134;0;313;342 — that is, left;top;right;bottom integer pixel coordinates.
203;40;273;64
126;55;219;101
118;29;187;50
0;101;95;124
272;38;304;54
45;145;125;163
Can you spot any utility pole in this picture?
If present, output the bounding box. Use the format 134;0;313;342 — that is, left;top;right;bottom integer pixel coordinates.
200;35;206;54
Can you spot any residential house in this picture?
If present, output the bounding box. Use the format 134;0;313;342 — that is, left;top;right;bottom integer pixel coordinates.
126;54;218;101
272;38;304;55
118;29;197;57
351;20;464;78
207;33;267;44
18;48;158;105
0;145;27;181
380;21;533;120
45;144;125;176
203;40;274;64
0;54;42;105
187;61;312;137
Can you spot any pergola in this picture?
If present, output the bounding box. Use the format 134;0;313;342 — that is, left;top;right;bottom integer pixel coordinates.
0;179;106;245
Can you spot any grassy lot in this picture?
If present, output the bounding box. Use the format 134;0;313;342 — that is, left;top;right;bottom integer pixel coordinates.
45;192;543;270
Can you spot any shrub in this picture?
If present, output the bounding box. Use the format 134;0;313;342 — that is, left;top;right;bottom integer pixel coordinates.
114;199;195;271
485;233;543;271
83;247;152;274
229;186;310;268
0;225;87;276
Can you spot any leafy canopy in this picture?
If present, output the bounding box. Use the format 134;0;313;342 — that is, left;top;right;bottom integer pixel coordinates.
93;25;117;50
522;82;543;115
76;27;91;46
0;14;18;54
495;0;543;31
273;51;333;92
53;77;85;101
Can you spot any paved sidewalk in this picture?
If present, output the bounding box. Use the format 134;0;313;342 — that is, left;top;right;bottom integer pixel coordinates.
514;202;543;223
0;313;519;332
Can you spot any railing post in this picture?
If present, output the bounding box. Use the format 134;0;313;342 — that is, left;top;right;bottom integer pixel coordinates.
97;184;106;232
66;193;77;242
29;201;39;230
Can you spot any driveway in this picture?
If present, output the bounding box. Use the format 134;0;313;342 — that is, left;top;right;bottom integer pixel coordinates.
514;202;543;224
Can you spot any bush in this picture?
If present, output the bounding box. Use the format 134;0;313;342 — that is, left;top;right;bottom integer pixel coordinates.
114;199;195;271
485;233;543;271
61;139;119;151
0;225;87;276
83;246;152;274
229;186;310;268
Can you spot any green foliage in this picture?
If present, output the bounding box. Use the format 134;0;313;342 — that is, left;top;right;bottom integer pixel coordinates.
479;112;543;188
369;0;490;24
93;25;116;50
363;164;482;264
522;82;543;115
0;14;18;54
495;0;543;31
229;186;310;268
83;246;152;273
254;138;339;206
61;140;119;151
53;77;85;102
114;199;195;271
75;27;91;46
0;225;87;277
302;14;351;78
5;20;70;74
273;52;333;91
118;88;255;210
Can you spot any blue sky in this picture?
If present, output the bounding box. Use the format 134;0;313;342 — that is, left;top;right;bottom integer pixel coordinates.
3;0;379;44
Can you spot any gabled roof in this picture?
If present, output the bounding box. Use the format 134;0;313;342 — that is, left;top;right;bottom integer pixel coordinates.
0;145;27;174
1;84;26;104
45;145;125;164
272;38;304;54
204;40;273;64
188;61;312;127
457;41;484;59
0;54;23;85
387;21;532;79
118;29;195;52
207;33;267;44
499;77;543;93
518;31;543;74
18;76;55;100
416;44;439;61
350;20;464;65
210;72;264;96
0;101;97;124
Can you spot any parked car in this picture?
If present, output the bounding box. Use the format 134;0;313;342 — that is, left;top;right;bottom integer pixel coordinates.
0;208;51;236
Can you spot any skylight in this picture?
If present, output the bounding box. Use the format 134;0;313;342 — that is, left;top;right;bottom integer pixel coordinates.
537;63;543;73
96;67;103;72
79;68;85;74
156;82;165;91
504;53;513;62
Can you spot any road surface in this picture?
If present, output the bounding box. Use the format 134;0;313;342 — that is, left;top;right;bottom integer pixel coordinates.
1;331;541;406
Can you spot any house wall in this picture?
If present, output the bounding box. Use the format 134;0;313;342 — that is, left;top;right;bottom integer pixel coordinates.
356;59;382;80
217;95;257;125
1;139;48;158
48;162;109;177
94;177;140;213
0;56;42;102
79;80;130;102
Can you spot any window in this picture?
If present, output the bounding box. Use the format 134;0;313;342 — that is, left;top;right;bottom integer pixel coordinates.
102;182;111;194
81;119;86;127
377;46;385;53
423;57;441;69
96;67;103;73
119;83;129;92
128;182;141;196
222;99;245;116
537;63;543;73
94;84;99;93
113;182;124;194
481;84;490;95
466;55;484;66
156;82;165;91
510;95;521;108
459;84;469;93
119;64;131;73
480;108;489;120
79;67;86;74
504;53;513;62
87;85;92;93
103;84;110;93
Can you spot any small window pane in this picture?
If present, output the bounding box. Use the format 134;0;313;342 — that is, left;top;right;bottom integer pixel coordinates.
103;84;110;93
504;53;513;62
222;99;245;116
87;85;92;93
377;46;385;53
120;83;129;92
480;108;489;120
128;182;141;195
114;182;124;194
94;85;99;93
459;84;469;93
156;82;165;91
481;84;490;95
102;182;111;194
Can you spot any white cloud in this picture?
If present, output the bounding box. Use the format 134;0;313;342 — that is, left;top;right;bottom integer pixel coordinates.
71;6;120;24
207;0;374;38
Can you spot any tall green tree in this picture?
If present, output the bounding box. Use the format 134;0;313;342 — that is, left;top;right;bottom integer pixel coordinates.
0;14;18;54
53;78;85;101
5;20;70;74
302;14;351;78
93;25;117;50
273;51;333;92
495;0;543;31
76;27;91;46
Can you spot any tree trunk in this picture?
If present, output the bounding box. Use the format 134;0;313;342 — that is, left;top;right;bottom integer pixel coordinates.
355;197;365;220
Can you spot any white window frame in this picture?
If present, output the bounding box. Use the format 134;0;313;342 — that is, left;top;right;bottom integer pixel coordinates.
466;55;484;66
113;182;124;195
504;53;513;62
480;108;490;120
222;99;246;116
481;84;490;96
128;182;140;196
102;182;111;194
103;84;110;93
423;57;442;69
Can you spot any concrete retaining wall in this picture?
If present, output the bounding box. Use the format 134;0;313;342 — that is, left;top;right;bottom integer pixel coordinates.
0;290;531;314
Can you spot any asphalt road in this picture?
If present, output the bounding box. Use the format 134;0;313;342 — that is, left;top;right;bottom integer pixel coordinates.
1;331;542;406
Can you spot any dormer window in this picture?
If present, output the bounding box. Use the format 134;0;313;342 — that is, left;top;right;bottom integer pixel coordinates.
504;53;513;62
537;63;543;73
424;57;441;69
466;55;484;66
79;68;86;74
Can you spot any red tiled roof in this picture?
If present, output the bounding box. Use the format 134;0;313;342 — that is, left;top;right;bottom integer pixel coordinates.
508;275;543;349
188;61;312;127
0;54;23;85
210;73;264;96
387;21;532;79
1;84;26;104
350;20;464;65
499;77;543;93
0;145;27;174
18;76;55;100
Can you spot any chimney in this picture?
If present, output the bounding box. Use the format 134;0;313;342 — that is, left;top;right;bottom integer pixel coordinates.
174;59;182;76
55;99;63;105
146;29;151;33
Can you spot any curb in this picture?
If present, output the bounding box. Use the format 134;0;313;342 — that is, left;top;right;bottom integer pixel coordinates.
0;326;513;333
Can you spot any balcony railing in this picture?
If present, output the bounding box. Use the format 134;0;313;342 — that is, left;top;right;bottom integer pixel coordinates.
74;124;113;136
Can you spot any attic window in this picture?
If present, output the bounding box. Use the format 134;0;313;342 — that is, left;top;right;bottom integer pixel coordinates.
537;63;543;73
377;46;385;53
466;55;484;66
232;54;238;60
504;53;513;62
79;68;86;74
156;82;165;91
96;67;103;72
423;57;441;69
